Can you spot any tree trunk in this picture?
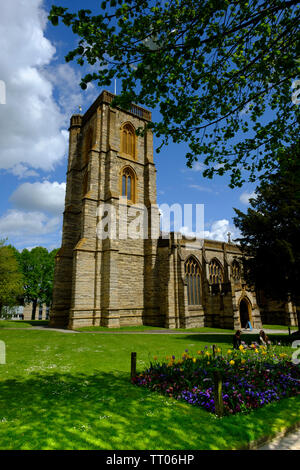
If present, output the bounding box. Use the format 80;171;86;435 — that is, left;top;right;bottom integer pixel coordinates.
31;299;37;320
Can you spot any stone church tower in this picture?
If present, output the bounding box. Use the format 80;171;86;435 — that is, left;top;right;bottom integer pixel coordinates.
50;90;161;329
50;91;297;330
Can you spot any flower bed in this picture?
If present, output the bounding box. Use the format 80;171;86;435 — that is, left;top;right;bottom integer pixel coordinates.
132;344;300;415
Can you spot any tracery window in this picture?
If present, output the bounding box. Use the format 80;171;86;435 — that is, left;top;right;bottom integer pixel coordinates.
120;166;136;203
121;123;136;159
231;260;241;281
208;258;224;284
185;257;201;306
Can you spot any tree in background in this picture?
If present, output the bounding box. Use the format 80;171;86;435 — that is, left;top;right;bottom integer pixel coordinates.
49;0;299;187
19;247;58;320
233;143;300;331
0;240;23;316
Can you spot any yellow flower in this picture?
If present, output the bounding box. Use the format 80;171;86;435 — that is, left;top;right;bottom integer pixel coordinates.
192;358;196;363
255;349;259;353
241;359;246;364
207;361;210;365
197;350;202;355
216;348;221;354
205;351;211;357
279;353;287;358
153;356;158;361
239;345;244;351
227;349;232;354
229;360;235;365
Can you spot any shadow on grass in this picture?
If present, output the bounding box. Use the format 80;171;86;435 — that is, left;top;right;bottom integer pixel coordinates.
174;334;241;346
0;370;204;450
0;370;299;450
174;333;295;347
26;320;49;326
0;320;49;329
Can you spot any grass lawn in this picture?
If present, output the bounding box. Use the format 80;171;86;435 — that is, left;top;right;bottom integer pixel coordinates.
262;324;298;331
0;329;299;450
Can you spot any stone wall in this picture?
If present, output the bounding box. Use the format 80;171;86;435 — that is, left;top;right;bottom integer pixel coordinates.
51;91;162;329
50;90;266;331
257;292;299;326
159;236;263;330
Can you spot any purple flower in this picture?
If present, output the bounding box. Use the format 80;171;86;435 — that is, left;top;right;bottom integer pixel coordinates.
133;351;300;416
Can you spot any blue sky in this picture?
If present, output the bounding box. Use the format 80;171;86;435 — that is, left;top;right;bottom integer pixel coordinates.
0;0;257;251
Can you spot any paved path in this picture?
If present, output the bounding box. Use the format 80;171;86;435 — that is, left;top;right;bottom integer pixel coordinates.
0;326;79;333
258;427;300;450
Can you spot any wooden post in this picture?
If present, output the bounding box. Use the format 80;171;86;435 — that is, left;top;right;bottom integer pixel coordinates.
131;352;137;380
213;344;216;358
288;327;291;336
213;370;224;417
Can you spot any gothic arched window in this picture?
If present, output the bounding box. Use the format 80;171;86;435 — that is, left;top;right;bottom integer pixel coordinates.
121;123;136;159
185;257;201;306
208;258;224;284
120;166;136;203
231;260;241;281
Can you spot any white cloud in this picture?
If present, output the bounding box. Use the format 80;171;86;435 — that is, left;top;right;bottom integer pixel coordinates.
181;162;205;174
0;178;66;249
240;191;256;205
0;208;62;250
0;0;68;175
179;226;198;239
189;184;213;193
191;162;205;172
182;162;224;174
0;209;61;237
44;64;97;124
10;181;66;215
204;219;240;242
10;163;39;179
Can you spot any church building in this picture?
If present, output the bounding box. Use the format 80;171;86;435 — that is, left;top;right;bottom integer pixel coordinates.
50;91;298;330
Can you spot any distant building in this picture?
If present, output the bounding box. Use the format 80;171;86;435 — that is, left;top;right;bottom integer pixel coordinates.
1;305;24;320
1;304;50;321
